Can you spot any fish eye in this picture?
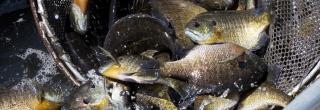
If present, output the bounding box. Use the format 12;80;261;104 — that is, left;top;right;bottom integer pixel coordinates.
211;20;217;26
90;84;95;88
193;22;201;28
83;98;90;104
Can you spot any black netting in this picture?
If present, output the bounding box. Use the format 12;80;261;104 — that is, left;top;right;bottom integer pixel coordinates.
264;0;320;93
43;0;71;41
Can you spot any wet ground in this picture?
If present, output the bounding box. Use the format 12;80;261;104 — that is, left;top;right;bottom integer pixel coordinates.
0;8;59;88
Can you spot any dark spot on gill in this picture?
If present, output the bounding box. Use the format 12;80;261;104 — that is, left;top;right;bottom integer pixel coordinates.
193;22;200;28
238;61;248;69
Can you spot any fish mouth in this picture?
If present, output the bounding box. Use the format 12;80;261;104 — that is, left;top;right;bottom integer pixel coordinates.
185;28;213;44
185;28;203;43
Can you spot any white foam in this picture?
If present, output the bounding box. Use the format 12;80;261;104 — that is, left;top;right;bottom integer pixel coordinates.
13;48;59;90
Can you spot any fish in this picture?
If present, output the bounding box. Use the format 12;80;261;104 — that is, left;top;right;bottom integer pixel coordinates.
62;81;110;110
103;14;176;58
189;0;234;10
237;82;292;110
185;9;270;50
194;93;239;110
0;88;59;110
100;43;267;98
70;0;89;34
135;93;178;110
151;0;207;49
99;55;160;84
40;74;76;105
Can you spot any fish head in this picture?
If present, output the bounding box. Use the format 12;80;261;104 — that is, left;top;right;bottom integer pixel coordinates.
185;13;221;44
64;81;109;110
100;55;160;84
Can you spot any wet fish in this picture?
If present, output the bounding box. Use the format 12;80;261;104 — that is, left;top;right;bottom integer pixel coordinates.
63;81;109;110
70;0;89;34
99;55;160;84
0;88;59;110
100;43;267;97
194;93;239;110
190;0;234;10
40;74;76;105
103;14;176;58
185;9;270;50
135;93;177;110
237;82;292;110
151;0;207;49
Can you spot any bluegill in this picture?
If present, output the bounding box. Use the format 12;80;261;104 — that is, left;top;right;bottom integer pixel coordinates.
0;88;59;110
185;9;270;50
238;82;292;110
62;81;109;110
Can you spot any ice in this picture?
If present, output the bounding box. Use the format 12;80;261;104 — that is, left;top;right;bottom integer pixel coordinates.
13;48;59;90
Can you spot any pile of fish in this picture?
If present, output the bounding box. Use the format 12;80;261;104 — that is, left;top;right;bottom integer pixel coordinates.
3;0;295;109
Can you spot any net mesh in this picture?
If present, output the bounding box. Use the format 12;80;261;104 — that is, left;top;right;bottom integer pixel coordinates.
43;0;71;41
264;0;320;93
36;0;320;94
